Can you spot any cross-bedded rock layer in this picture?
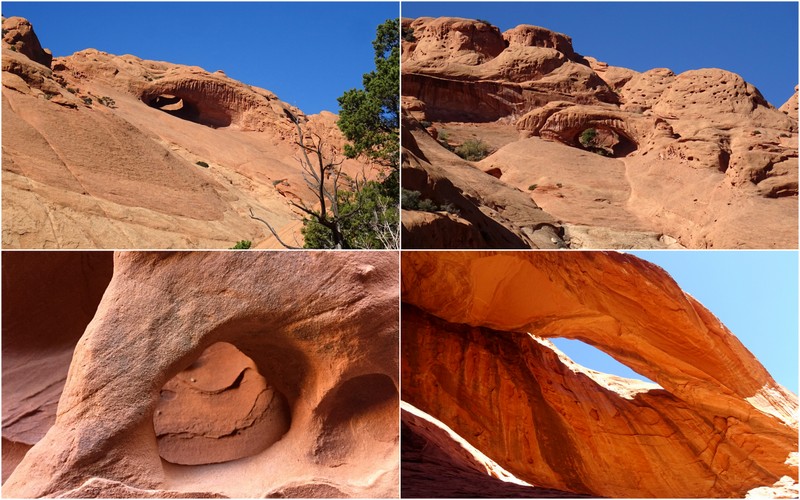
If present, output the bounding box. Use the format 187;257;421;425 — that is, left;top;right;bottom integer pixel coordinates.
401;251;798;497
3;252;399;498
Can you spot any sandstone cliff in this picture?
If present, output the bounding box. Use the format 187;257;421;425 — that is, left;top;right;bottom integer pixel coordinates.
401;17;798;249
2;251;399;498
401;251;798;497
2;17;377;249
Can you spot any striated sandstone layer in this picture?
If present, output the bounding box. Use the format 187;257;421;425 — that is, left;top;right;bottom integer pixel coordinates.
401;251;798;497
2;17;379;249
3;252;399;498
401;17;798;249
401;402;590;498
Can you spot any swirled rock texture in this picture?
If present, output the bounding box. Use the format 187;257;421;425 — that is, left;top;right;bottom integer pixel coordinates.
2;251;399;498
2;16;374;249
401;17;797;248
401;251;798;498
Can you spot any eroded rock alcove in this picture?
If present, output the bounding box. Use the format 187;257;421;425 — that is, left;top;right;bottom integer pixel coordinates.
154;342;290;466
401;251;798;498
3;251;399;498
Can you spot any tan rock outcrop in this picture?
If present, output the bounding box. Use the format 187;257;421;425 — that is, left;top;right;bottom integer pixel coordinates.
401;17;798;249
2;17;52;68
402;112;566;249
3;251;399;498
401;251;798;498
2;18;376;249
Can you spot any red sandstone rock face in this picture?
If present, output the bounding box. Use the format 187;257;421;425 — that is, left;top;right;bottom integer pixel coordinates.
2;252;399;498
2;17;52;68
401;17;798;249
2;252;113;483
2;17;375;249
401;251;798;498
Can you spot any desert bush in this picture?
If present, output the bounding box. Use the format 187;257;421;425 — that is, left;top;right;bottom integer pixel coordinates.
97;96;116;108
455;138;491;161
196;161;209;168
528;184;538;191
231;240;252;249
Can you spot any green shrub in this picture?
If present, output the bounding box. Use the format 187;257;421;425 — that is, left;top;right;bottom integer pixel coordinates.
476;18;492;25
437;131;454;151
455;138;491;161
231;240;252;249
82;97;92;105
419;120;432;129
66;87;77;94
196;161;209;168
97;96;116;108
417;198;438;211
579;128;597;148
528;184;538;191
401;188;422;209
402;189;436;211
402;27;416;42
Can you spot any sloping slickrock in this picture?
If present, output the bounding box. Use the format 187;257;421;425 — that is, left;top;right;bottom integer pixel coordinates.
3;252;399;498
2;17;373;249
401;251;798;498
401;17;797;249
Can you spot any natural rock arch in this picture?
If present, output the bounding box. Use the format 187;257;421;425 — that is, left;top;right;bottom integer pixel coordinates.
401;251;797;498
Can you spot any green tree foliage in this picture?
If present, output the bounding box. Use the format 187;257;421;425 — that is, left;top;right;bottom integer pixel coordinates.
231;240;252;249
302;181;399;249
300;19;400;249
336;18;399;172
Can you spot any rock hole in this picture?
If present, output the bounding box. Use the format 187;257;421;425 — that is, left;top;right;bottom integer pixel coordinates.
550;338;657;384
154;342;290;465
144;93;231;128
313;373;398;463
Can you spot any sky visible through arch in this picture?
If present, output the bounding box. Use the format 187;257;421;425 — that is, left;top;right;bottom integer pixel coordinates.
552;251;798;395
1;2;399;115
401;1;799;107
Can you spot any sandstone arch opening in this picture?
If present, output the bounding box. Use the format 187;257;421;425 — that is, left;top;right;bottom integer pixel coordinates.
548;337;657;385
144;93;231;128
154;342;290;466
575;126;637;157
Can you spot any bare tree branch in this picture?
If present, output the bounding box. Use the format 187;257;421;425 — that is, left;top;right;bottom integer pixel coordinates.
248;208;301;249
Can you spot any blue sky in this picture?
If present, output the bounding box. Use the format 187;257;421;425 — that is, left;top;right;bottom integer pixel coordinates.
402;2;799;107
2;2;398;114
554;251;798;394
